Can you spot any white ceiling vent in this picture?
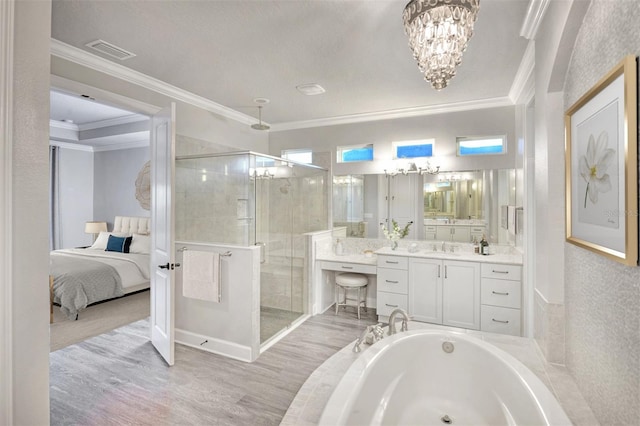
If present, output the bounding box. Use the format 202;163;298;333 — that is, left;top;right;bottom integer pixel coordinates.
85;39;136;60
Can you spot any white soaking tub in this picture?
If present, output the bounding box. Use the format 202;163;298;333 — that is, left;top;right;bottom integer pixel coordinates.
319;329;571;426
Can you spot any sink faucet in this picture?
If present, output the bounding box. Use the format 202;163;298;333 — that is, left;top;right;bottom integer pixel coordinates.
387;308;410;336
353;323;385;353
441;241;447;252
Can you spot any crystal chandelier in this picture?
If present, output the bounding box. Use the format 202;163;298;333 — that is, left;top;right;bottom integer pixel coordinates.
402;0;480;90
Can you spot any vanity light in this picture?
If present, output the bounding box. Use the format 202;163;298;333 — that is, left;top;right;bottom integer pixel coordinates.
384;161;440;176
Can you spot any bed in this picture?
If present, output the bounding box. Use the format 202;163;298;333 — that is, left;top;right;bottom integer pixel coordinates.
50;216;151;320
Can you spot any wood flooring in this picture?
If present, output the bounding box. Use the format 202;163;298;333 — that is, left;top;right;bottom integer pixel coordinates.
49;306;377;425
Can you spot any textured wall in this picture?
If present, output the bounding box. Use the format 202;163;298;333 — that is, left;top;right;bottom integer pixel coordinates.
563;0;640;423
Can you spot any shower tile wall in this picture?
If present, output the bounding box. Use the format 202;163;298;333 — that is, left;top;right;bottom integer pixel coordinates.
176;155;251;244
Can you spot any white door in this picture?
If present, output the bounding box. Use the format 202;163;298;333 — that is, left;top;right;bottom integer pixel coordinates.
150;103;176;366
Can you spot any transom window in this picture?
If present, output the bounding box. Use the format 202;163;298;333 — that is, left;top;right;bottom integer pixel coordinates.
281;149;313;164
457;136;506;156
336;144;374;163
392;139;435;159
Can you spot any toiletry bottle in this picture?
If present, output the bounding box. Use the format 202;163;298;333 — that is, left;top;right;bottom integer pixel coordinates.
335;238;344;256
473;236;480;254
480;234;489;255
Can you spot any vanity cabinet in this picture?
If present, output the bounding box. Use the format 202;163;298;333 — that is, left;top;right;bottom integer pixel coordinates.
407;258;480;330
376;252;520;336
480;263;522;336
376;255;409;317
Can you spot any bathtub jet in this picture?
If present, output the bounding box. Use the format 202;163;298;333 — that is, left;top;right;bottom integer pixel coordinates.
319;329;571;426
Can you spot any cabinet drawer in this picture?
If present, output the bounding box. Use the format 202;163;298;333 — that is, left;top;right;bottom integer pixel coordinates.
481;263;522;279
377;292;408;317
377;255;408;270
320;261;376;275
481;278;521;309
481;305;521;336
378;268;408;294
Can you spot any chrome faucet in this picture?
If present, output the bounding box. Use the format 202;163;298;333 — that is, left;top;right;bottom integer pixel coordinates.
441;241;447;252
387;308;410;336
353;323;385;353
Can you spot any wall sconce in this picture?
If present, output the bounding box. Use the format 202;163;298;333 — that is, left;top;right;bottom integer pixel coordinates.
385;161;440;177
84;221;107;242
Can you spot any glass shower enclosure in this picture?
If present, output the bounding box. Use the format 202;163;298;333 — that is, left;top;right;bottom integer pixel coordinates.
175;151;328;344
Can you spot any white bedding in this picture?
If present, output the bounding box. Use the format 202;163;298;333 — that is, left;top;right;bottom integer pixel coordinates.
54;248;150;290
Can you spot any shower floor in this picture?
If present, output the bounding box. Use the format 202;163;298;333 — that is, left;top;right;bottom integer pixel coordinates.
260;306;303;343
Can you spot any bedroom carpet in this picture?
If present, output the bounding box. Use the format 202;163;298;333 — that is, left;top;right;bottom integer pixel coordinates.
50;290;150;352
49;307;377;425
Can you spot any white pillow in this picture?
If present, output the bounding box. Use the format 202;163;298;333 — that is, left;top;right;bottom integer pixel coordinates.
129;234;150;254
89;231;128;250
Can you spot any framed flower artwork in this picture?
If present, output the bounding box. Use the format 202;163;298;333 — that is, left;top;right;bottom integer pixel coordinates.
565;55;638;266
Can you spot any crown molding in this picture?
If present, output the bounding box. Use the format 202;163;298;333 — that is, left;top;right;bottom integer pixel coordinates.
49;118;78;131
509;41;535;104
92;139;149;152
50;39;258;126
78;114;148;131
270;97;513;132
520;0;550;40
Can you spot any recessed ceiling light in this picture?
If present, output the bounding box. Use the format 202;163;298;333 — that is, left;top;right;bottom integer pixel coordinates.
296;83;326;96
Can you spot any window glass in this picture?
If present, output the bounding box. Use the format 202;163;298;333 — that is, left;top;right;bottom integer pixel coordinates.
393;139;434;159
281;149;313;164
337;144;374;163
457;136;506;156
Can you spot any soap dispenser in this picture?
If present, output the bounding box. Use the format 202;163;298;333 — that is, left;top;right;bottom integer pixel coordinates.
335;238;344;256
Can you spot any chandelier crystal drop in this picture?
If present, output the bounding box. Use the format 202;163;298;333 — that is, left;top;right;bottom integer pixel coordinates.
403;0;480;90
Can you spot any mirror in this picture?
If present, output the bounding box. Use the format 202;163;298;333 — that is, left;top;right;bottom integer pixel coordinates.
423;171;484;220
333;169;517;245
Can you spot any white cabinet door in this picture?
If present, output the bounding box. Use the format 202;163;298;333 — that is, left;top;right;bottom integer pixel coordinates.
408;258;442;324
442;260;480;330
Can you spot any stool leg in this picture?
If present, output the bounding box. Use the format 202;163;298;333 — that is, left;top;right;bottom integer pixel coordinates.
335;284;339;315
363;285;368;312
357;287;361;320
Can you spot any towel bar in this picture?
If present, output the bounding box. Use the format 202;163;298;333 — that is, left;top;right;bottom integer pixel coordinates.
178;246;232;257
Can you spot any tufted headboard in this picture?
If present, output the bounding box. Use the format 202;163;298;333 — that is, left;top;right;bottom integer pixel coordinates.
113;216;150;235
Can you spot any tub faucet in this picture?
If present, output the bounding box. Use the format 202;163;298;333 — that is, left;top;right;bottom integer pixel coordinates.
353;324;385;353
387;308;410;336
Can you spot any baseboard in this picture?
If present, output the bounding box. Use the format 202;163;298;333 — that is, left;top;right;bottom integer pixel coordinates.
175;328;254;362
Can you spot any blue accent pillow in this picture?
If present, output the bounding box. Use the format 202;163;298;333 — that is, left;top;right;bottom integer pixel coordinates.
105;235;133;253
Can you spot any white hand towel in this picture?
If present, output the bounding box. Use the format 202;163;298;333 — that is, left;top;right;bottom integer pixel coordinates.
182;250;220;302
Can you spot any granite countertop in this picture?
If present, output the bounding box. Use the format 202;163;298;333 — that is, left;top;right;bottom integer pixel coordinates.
315;252;378;265
375;246;523;265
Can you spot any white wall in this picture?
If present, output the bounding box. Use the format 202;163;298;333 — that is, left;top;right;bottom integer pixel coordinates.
93;146;150;229
3;0;52;423
562;0;640;423
57;147;94;248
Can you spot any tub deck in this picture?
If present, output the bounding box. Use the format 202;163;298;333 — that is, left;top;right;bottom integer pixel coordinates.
281;321;598;426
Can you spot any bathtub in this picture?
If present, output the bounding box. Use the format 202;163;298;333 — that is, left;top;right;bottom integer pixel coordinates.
319;329;571;426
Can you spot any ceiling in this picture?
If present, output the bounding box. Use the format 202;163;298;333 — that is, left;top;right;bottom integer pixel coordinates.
50;0;531;129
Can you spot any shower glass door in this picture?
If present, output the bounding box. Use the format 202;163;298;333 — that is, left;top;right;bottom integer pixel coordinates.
252;155;301;344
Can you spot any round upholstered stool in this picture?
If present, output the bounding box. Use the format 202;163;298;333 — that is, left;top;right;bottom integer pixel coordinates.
335;272;368;319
